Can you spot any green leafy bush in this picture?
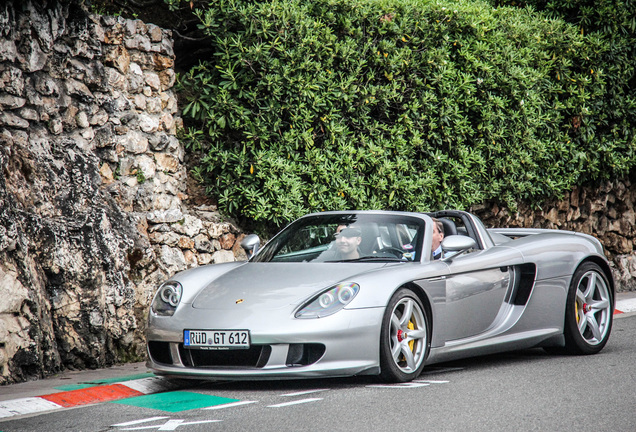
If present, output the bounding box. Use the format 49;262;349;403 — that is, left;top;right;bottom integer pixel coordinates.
175;0;629;230
491;0;636;191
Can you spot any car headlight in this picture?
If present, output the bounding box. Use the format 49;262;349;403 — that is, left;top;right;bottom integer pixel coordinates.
295;283;360;319
151;281;183;316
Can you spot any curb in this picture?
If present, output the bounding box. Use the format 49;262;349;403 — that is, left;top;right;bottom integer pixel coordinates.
614;297;636;315
0;376;179;420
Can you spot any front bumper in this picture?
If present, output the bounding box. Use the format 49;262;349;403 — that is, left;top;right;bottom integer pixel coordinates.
146;305;385;379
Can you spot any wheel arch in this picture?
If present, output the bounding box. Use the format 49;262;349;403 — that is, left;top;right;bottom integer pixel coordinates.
400;281;434;346
577;256;615;303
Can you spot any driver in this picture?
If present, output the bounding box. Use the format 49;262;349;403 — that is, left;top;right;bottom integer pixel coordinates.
334;224;362;260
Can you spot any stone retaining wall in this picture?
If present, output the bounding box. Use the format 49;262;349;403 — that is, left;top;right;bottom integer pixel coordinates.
0;1;244;384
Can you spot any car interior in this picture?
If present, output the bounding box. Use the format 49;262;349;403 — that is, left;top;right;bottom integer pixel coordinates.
425;211;484;250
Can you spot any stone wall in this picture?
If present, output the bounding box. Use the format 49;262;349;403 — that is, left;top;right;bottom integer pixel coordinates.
0;1;244;384
472;177;636;292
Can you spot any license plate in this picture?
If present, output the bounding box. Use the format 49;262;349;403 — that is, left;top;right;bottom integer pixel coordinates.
183;329;250;350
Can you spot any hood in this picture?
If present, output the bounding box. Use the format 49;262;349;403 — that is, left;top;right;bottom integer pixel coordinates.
191;262;387;310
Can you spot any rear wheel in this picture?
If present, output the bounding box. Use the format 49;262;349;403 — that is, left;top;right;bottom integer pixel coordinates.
379;288;429;382
562;262;613;354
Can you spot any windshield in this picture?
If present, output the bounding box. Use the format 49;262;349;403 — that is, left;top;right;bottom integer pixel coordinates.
252;213;424;263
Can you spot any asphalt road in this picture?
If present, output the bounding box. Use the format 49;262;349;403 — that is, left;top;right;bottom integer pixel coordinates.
2;313;635;432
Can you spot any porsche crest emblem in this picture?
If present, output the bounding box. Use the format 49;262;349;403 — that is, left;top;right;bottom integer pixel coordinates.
236;299;245;304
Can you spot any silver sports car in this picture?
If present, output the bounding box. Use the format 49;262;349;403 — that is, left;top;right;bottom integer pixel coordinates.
146;210;614;383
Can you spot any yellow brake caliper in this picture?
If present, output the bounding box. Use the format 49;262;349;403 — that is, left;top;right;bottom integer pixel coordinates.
398;320;416;363
408;320;415;351
576;298;580;324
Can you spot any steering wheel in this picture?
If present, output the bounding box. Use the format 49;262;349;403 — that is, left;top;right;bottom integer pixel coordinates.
373;247;404;258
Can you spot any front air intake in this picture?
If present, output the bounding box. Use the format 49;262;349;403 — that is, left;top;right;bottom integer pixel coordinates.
178;344;271;368
285;344;326;366
148;341;173;365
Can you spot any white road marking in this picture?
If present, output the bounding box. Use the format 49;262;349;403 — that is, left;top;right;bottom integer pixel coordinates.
157;420;187;431
414;380;449;384
267;398;323;408
281;389;330;397
367;382;430;389
159;420;222;431
203;400;258;410
119;419;222;431
113;417;170;427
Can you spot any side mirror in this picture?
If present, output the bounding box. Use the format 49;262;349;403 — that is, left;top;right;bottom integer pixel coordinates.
240;234;260;259
441;235;476;259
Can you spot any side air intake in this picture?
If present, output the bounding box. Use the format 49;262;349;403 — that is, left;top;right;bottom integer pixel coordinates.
511;263;537;306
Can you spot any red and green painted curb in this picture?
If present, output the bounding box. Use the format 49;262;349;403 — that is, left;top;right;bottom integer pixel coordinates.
0;375;237;419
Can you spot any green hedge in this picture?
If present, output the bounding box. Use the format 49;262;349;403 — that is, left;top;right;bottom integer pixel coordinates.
175;0;629;230
491;0;636;190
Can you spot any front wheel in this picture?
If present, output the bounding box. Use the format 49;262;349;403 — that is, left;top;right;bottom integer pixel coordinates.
379;288;429;382
562;262;613;354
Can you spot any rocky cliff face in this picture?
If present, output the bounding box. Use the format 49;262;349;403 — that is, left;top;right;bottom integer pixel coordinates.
0;1;244;384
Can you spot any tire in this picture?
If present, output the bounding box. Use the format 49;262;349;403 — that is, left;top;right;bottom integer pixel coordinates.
562;262;613;354
379;288;430;382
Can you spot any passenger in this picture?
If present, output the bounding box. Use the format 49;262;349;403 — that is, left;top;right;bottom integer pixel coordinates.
431;218;444;260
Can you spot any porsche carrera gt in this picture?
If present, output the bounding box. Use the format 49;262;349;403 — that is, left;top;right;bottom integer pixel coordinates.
146;210;614;383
